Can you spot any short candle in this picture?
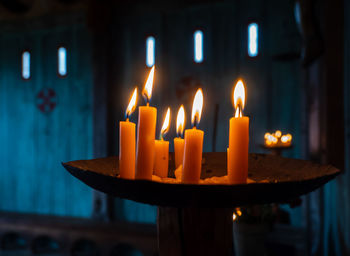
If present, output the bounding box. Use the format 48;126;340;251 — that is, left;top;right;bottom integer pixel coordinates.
182;89;204;184
174;105;185;169
154;108;171;178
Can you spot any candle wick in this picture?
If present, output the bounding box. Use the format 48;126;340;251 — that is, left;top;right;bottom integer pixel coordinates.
142;92;150;106
235;104;243;118
192;116;199;129
126;117;129;122
176;131;182;138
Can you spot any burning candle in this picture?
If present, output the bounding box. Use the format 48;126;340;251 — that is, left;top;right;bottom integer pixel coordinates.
154;108;171;178
182;89;204;184
119;88;137;179
135;66;157;180
174;105;185;169
228;80;249;184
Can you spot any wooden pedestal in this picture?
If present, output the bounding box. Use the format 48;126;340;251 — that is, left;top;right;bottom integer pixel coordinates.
62;152;340;256
158;207;233;256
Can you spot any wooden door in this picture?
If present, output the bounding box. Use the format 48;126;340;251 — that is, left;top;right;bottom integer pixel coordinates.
0;16;93;217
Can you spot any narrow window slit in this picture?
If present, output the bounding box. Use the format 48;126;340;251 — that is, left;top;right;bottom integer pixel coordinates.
58;47;67;76
248;23;258;57
194;30;203;63
22;51;30;80
146;36;155;67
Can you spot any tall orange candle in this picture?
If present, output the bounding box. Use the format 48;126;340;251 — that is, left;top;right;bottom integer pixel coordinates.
228;80;249;184
119;88;137;179
154;108;171;178
174;105;185;169
182;89;204;184
135;66;157;180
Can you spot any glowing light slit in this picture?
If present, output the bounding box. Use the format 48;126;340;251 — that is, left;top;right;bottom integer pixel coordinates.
146;36;155;67
22;51;30;80
248;23;258;57
58;47;67;76
194;30;203;63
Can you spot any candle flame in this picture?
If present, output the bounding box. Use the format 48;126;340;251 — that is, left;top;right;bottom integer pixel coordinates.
233;80;246;117
161;107;171;138
275;130;282;138
125;87;137;119
281;135;288;143
191;88;203;127
281;134;292;143
176;105;185;137
142;66;155;103
232;213;237;221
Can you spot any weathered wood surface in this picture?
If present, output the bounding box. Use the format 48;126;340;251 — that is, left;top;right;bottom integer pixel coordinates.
62;152;340;208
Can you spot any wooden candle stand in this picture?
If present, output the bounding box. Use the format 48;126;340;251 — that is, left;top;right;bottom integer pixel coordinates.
62;153;340;256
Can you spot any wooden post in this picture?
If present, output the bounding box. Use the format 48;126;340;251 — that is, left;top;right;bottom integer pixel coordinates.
158;207;233;256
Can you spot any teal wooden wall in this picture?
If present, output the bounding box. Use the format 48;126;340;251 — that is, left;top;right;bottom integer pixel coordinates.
0;14;93;217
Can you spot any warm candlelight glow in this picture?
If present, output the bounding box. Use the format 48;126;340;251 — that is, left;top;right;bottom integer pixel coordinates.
142;66;155;103
160;107;171;139
176;105;185;137
191;88;203;127
281;134;292;143
275;130;282;138
264;130;292;147
233;80;246;117
281;135;288;143
125;87;138;119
